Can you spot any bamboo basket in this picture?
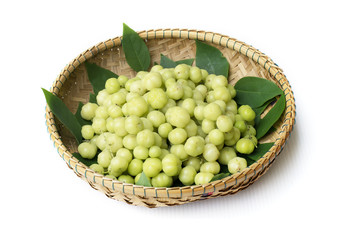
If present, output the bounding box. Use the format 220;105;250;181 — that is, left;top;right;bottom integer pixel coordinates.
45;29;296;208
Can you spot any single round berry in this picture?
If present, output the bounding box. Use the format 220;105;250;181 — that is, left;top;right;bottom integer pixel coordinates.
143;158;162;178
238;105;256;122
236;138;255;154
147;88;168;109
81;103;98;120
228;157;247;174
90;164;104;174
151;173;173;187
216;115;233;133
165;106;190;128
78;142;97;159
179;166;197;186
204;103;222;121
194;172;214;185
81;125;94;140
105;77;121;94
118;175;135;184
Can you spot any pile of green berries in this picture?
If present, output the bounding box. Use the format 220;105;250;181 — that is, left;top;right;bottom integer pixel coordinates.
78;64;257;187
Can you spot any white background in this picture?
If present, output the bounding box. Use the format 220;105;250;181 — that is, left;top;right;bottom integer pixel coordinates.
1;0;359;239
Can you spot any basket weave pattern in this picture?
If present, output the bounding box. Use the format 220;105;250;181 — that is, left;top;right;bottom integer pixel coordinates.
45;29;295;208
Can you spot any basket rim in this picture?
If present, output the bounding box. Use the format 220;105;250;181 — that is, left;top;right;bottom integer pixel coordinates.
45;28;296;203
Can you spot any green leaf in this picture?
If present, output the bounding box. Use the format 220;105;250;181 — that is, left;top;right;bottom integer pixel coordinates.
89;93;97;103
171;178;184;187
42;88;82;144
85;62;118;95
237;143;274;166
210;173;231;182
72;152;97;167
256;94;285;139
160;54;177;68
74;102;91;127
135;172;152;187
247;142;274;161
268;126;277;134
254;98;276;126
122;23;151;72
253;98;276;116
195;40;229;78
245;158;256;167
234;76;283;108
176;58;194;66
160;54;194;68
220;163;230;174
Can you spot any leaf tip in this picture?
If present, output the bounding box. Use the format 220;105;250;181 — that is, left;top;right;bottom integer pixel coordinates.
41;87;48;94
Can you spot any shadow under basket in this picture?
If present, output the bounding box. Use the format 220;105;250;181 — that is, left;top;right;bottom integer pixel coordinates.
45;29;296;208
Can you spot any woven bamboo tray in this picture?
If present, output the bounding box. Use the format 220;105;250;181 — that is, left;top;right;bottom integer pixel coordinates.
45;29;296;208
